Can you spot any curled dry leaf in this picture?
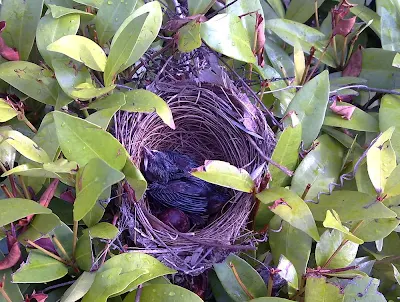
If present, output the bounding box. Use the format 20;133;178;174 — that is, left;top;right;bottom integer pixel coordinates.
24;291;48;302
254;12;265;67
0;234;21;270
329;100;356;120
332;16;356;37
343;45;363;77
331;0;357;37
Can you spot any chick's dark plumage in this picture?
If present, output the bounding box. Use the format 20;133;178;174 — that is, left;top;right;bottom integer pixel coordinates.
142;148;230;216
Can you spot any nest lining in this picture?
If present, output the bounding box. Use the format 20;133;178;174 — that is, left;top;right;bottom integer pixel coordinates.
114;54;275;275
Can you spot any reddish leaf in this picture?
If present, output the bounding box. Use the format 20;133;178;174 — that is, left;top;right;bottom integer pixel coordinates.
0;21;5;33
343;45;363;77
0;235;21;270
254;12;265;67
329;100;356;120
25;291;48;302
0;21;19;61
60;189;75;204
333;16;356;37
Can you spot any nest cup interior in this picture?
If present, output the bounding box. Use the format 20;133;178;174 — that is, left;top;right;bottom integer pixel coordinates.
114;65;275;274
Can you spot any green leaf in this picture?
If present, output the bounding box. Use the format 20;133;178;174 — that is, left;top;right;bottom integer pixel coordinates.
86;106;120;130
0;98;18;122
0;251;24;302
291;134;344;200
343;276;386;302
385;165;400;197
178;21;202;53
0;198;52;227
209;270;236;302
97;252;176;296
53;111;127;170
86;92;126;110
304;276;343;302
307;191;397;221
75;233;92;271
18;213;62;244
393;264;400;285
284;71;330;148
191;160;254;193
214;254;268;301
381;6;400;51
121;89;175;129
73;0;103;8
82;201;105;227
52;59;115;100
200;13;256;64
367;127;396;194
95;0;139;45
60;272;96;302
322;210;364;244
286;0;326;24
256;187;319;241
351;218;399;242
269;124;301;187
276;255;298;292
324;102;379;132
122;159;147;200
49;222;74;259
0;0;44;60
293;39;305;85
316;229;359;269
350;4;381;37
125;284;204;302
47;35;107;71
33;113;60;161
188;0;214;15
36;14;80;68
74;158;124;221
83;222;118;239
47;4;95;19
269;215;312;276
12;250;68;283
104;2;162;85
359;48;400;89
0;141;16;169
393;53;400;68
227;0;264;48
264;39;295;80
380;94;400;160
0;61;58;105
265;19;336;67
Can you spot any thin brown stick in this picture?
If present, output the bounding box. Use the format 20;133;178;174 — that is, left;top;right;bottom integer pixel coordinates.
18;175;31;200
52;235;71;262
72;220;78;259
229;261;254;299
0;184;14;198
314;0;320;29
26;240;69;265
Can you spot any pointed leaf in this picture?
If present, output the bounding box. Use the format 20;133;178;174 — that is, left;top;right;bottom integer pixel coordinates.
53;111;127;170
323;210;363;244
47;35;107;71
12;250;68;283
60;272;96;302
191;160;254;193
200;13;256;64
0;98;18;122
284;71;330;148
121;89;175;129
350;4;381;37
291;134;344;200
293;39;305;85
86;92;126;110
0;61;58;105
122;159;147;201
74;158;124;221
350;218;399;242
47;4;95;19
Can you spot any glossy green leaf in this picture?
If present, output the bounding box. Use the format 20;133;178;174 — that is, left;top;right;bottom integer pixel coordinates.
52;59;115;100
286;0;325;24
86;106;120;130
33;113;60;161
0;61;58;105
0;251;24;302
351;218;400;242
214;254;268;301
323;210;364;244
209;270;236;302
276;255;298;293
0;0;44;60
121;89;175;129
269;124;301;187
367;127;396;194
256;187;319;241
284;71;330;148
350;4;381;37
36;14;80;68
48;35;107;71
98;252;176;296
360;48;400;89
0;141;16;168
304;276;343;302
60;272;96;302
188;0;214;15
124;284;203;302
269;215;312;276
324;102;379;132
82;201;105;227
291;134;344;200
1;164;57;178
191;160;254;193
122;159;147;201
0;198;52;227
74;158;124;221
18;213;61;244
86;92;126;110
75;233;92;271
104;2;162;85
227;0;264;48
200;13;256;64
0;98;18;122
53;111;127;170
264;39;295;80
308;191;397;221
95;0;139;45
83;222;118;239
343;276;386;302
293;39;305;85
381;6;400;51
47;4;95;19
316;229;358;269
178;21;202;53
12;250;68;283
265;19;336;67
380;94;400;160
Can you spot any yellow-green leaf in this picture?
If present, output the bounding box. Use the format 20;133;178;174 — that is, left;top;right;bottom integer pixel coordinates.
178;21;202;53
0;98;18;122
323;210;364;244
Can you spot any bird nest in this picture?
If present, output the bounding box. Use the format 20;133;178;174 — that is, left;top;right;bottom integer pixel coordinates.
114;53;275;275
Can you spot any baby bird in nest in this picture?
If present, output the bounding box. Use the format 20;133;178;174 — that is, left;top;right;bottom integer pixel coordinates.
142;148;230;218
